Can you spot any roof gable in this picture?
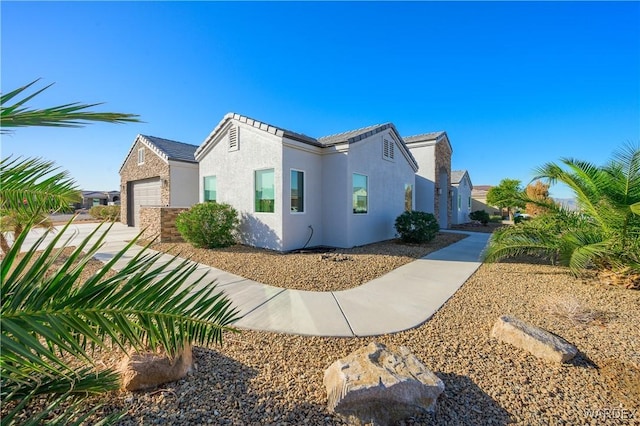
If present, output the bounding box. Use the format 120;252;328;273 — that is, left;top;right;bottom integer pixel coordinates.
119;134;197;173
404;131;453;154
451;169;472;188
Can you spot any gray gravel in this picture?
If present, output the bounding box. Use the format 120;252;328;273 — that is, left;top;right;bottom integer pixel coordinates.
96;257;640;425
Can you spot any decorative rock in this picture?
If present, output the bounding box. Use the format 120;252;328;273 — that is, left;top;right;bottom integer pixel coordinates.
120;344;193;391
323;341;445;425
491;315;578;363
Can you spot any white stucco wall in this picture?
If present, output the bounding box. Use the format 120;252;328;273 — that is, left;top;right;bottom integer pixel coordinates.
281;139;324;251
198;121;284;250
345;130;416;247
408;142;436;213
169;161;199;207
452;174;473;224
321;149;350;248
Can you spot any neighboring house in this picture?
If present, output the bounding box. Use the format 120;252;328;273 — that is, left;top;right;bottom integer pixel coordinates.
471;185;501;216
119;134;199;227
195;113;419;251
450;170;473;225
404;132;452;228
73;190;120;210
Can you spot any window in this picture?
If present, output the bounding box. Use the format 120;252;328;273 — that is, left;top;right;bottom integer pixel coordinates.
353;173;368;214
404;184;413;211
204;176;216;202
290;170;304;213
468;196;472;209
458;194;462;211
383;139;395;161
229;126;239;151
137;148;144;165
255;169;275;213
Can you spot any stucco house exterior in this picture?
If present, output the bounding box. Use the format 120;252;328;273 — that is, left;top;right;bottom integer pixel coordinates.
119;134;199;227
404;132;453;228
450;170;473;225
195;113;419;251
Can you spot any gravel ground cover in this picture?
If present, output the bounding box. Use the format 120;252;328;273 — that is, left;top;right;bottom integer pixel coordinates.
147;232;467;292
6;232;639;425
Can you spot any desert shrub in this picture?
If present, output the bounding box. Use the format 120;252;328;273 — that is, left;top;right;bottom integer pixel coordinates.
489;215;503;223
469;210;490;225
89;205;120;221
176;202;239;248
394;211;439;244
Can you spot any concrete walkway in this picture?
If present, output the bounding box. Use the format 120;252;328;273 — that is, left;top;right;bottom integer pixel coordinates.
19;223;490;337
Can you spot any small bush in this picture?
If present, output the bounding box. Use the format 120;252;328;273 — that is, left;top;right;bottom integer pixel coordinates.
176;202;239;248
89;205;120;221
394;210;440;244
489;215;503;223
469;210;490;225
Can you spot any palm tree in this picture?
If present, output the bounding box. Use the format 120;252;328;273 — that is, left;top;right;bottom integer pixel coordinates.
0;156;81;253
1;81;240;424
484;144;640;288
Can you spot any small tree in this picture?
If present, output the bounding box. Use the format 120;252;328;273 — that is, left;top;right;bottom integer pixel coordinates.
525;181;552;216
176;202;240;248
394;211;440;244
486;178;526;220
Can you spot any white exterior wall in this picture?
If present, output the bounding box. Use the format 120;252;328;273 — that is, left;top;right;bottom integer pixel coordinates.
198;122;284;250
281;139;324;251
346;131;416;247
408;142;436;214
168;160;199;207
321;150;350;247
452;174;473;224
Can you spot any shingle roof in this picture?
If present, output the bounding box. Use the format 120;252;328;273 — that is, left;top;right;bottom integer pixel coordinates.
140;135;198;163
403;131;446;143
317;123;393;146
451;170;467;184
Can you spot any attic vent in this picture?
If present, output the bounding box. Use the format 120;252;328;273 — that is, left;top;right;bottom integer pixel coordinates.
383;139;395;161
229;126;239;151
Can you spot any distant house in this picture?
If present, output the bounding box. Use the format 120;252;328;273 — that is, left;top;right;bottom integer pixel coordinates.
451;170;473;225
74;190;120;210
119;134;199;227
195;113;419;251
471;185;500;216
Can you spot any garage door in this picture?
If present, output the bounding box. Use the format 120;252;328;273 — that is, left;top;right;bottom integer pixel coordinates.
129;178;161;226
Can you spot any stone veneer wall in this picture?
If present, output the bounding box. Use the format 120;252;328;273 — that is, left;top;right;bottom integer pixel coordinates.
139;207;189;242
435;140;452;227
120;139;171;225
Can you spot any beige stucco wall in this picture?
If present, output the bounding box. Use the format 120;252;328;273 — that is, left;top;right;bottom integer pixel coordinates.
120;139;170;225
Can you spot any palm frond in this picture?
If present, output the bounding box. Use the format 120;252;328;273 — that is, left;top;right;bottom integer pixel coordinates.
1;79;140;133
0;156;81;216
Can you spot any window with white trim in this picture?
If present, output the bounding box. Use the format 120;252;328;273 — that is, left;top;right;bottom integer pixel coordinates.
255;169;275;213
229;126;239;151
204;176;217;202
290;170;304;213
383;138;395;161
353;173;368;214
137;148;144;165
405;184;413;211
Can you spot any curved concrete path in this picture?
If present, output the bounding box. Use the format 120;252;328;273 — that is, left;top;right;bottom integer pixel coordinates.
19;222;490;337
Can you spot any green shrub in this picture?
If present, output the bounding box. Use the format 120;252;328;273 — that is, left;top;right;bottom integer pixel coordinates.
89;205;121;221
394;210;440;244
469;210;490;225
176;202;239;248
489;215;503;223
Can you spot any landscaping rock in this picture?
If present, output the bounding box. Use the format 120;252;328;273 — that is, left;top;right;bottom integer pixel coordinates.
120;344;193;391
491;315;577;363
323;341;444;425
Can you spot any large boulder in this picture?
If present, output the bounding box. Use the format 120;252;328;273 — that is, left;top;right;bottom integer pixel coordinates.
119;344;193;391
323;341;444;425
491;315;577;363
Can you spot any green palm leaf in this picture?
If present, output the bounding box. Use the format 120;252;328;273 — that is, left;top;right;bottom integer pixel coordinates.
1;79;140;133
1;220;240;419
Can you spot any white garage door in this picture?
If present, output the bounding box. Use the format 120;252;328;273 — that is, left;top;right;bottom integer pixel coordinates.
131;178;161;227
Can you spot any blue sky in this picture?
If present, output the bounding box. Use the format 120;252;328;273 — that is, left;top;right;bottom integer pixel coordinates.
2;1;639;199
